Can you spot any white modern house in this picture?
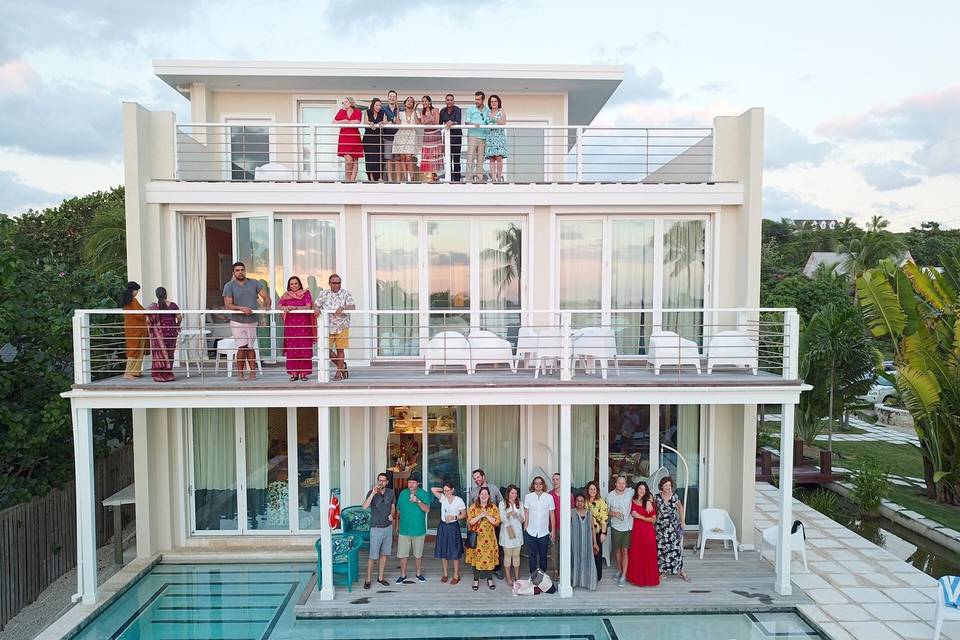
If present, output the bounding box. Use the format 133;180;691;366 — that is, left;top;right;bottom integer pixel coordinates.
64;60;804;607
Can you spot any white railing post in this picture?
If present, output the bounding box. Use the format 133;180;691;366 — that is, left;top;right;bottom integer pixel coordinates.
311;126;318;182
72;311;91;384
443;128;452;183
173;124;180;181
72;404;98;604
318;311;330;383
575;127;584;182
784;309;800;380
561;312;573;382
775;402;796;595
317;405;335;600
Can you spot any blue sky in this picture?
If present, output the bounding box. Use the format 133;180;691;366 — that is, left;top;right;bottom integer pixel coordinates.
1;0;959;229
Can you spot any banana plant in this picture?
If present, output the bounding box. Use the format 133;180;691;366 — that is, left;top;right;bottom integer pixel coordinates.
857;249;960;503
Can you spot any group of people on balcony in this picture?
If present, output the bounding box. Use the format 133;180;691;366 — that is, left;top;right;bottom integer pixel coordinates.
357;468;687;593
335;90;508;183
118;264;355;383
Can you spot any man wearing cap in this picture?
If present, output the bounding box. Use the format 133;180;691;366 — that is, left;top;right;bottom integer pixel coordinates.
396;471;431;583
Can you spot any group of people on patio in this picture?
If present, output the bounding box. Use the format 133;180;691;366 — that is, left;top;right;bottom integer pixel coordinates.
118;264;355;383
358;467;688;593
334;90;509;183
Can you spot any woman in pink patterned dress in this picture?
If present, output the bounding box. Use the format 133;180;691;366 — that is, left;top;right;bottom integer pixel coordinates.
278;276;314;380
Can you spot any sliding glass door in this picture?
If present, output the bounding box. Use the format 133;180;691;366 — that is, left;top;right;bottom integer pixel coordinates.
556;216;707;353
372;216;524;356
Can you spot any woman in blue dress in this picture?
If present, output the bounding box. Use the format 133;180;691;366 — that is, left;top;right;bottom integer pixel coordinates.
485;94;508;182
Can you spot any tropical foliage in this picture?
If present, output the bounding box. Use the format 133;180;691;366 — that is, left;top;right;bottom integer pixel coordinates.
857;248;960;503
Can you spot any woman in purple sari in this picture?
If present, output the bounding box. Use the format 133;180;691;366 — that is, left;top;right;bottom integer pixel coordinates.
279;276;315;380
146;287;181;382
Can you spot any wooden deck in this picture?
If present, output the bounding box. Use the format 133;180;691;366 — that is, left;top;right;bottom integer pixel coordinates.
296;541;809;618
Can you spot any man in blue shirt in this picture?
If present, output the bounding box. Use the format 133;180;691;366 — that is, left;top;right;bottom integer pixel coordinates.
464;90;491;182
439;94;463;182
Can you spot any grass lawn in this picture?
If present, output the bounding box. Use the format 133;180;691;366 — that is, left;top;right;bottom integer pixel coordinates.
887;485;960;532
824;440;923;478
761;420;866;436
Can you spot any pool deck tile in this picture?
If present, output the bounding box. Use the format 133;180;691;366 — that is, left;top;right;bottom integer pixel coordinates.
839;620;908;640
838;586;892;603
862;602;917;621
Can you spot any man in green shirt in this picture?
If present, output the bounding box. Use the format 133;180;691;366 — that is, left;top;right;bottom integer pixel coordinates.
396;472;431;583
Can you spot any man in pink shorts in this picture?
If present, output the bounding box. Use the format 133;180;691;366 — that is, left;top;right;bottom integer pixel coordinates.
222;261;271;380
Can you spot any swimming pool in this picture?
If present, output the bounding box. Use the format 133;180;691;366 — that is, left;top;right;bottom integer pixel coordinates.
69;564;825;640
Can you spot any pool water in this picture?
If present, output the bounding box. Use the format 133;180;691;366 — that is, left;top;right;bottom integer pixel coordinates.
72;564;824;640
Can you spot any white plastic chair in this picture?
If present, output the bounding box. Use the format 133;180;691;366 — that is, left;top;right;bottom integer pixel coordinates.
516;327;539;369
253;162;296;181
697;508;739;560
424;331;471;374
571;327;620;379
468;330;517;374
214;338;263;377
934;576;960;639
534;327;564;379
759;521;807;571
706;330;758;375
648;329;701;375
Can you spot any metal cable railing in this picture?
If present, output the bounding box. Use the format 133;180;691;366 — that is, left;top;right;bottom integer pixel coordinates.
72;308;799;386
174;123;714;184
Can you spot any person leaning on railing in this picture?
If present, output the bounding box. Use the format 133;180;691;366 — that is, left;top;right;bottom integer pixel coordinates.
439;94;463;182
314;273;355;381
393;97;419;182
222;261;271;382
484;94;508;183
362;97;386;182
418;95;441;182
334;97;363;182
120;281;148;379
464;90;491;183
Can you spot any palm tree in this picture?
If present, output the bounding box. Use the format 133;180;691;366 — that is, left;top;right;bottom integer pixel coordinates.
802;303;878;452
479;223;522;296
82;201;126;276
857;249;960;503
839;229;907;285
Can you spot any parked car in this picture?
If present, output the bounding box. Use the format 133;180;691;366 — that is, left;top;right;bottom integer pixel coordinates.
859;376;897;407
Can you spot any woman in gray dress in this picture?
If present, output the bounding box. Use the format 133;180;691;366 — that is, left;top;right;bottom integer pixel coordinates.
570;492;598;591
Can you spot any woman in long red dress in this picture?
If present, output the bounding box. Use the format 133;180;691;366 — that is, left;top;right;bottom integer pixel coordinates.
417;95;441;181
278;276;314;380
146;287;181;382
626;481;659;587
335;97;363;182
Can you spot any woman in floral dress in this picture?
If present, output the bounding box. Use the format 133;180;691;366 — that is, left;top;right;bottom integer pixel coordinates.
278;276;314;380
584;481;608;580
466;486;501;591
484;94;508;182
417;95;441;180
654;475;689;580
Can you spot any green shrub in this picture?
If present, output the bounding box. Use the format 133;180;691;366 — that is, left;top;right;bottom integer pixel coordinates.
800;488;843;519
849;456;890;515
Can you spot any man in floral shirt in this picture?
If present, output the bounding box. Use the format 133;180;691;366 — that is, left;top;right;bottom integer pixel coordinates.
315;273;355;380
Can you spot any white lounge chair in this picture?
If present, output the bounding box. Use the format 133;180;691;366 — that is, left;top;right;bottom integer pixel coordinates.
571;327;620;379
534;327;564;379
759;521;808;571
706;330;758;375
648;329;701;375
214;338;263;378
934;575;960;639
468;330;517;374
516;327;539;369
424;331;471;375
697;508;739;560
253;162;297;181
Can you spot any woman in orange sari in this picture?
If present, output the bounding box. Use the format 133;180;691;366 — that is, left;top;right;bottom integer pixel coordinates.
121;281;148;379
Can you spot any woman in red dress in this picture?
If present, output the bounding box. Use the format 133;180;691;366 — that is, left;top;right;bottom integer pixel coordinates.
335;97;363;182
278;276;314;380
626;481;659;587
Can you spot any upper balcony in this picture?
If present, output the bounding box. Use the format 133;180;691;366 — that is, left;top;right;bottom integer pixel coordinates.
173;122;715;185
67;307;802;408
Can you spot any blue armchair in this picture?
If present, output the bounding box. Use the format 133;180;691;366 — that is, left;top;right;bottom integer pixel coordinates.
340;505;371;547
315;533;363;592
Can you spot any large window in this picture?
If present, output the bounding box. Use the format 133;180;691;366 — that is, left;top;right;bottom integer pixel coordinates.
556;216;707;353
372;216;524;356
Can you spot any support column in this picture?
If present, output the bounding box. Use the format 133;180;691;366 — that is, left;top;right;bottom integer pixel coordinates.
775;403;796;595
317;406;335;601
72;404;98;604
558;404;573;598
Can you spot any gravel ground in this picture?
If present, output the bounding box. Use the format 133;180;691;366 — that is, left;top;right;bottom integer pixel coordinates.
0;530;135;640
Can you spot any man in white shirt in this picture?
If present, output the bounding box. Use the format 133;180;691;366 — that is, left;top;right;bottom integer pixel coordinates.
606;475;635;587
523;476;555;575
314;273;355;381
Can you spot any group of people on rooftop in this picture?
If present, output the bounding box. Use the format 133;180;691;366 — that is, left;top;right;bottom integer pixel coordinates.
335;90;509;183
359;468;688;593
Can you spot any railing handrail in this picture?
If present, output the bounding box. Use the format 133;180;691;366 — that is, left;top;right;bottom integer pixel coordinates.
177;122;714;132
73;306;797;315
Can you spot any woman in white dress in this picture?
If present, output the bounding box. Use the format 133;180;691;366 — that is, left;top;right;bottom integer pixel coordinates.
392;96;418;182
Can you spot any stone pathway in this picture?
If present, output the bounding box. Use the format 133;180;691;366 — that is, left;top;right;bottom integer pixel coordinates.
754;483;951;640
767;413;920;446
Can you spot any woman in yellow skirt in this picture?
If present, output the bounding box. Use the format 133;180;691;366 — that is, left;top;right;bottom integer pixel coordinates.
466;486;501;591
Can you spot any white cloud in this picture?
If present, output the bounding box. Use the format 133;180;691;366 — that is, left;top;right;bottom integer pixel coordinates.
607;65;670;104
764;115;831;169
762;186;839;220
0;170;68;215
859;161;923;191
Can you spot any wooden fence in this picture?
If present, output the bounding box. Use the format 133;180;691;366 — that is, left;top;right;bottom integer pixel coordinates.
0;444;134;630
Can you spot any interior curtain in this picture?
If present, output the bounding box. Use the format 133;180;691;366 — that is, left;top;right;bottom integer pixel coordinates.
183;215;207;329
193;408;236;490
571;405;597;488
455;406;468;492
374;219;419;356
662;220;705;342
292;219;337;298
244;408;269;491
677;405;700;488
611;220;655;354
478;406;520;488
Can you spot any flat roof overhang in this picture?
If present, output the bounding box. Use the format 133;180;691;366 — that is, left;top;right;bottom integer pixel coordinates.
63;383;807;410
153;59;624;126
